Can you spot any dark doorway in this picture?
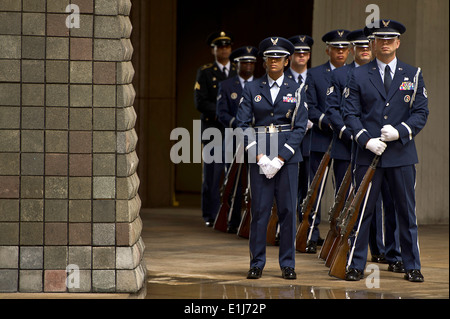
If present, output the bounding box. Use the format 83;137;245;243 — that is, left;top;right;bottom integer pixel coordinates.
175;0;314;197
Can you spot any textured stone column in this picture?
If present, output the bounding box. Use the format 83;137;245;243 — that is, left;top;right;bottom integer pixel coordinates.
0;0;145;293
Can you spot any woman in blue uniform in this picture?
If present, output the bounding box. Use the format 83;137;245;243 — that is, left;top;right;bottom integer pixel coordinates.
236;37;308;279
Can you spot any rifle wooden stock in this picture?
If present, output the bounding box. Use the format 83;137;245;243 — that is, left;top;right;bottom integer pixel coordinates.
295;142;333;252
329;155;380;279
214;146;243;232
325;189;354;267
319;163;352;260
237;166;251;239
266;203;278;245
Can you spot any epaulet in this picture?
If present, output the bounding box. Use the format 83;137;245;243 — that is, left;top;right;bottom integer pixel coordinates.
201;63;213;70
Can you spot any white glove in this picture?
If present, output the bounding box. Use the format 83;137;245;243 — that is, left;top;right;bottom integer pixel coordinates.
365;138;387;156
257;155;272;177
380;125;399;142
265;157;284;179
306;120;313;131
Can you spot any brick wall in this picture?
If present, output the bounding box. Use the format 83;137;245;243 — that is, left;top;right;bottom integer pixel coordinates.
0;0;145;293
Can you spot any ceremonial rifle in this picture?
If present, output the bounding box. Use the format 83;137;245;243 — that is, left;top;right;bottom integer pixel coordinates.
266;203;278;246
214;144;244;232
295;141;333;252
319;163;352;260
328;155;379;279
325;186;354;267
237;166;251;239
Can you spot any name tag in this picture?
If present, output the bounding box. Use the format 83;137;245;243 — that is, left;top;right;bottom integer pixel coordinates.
399;81;415;90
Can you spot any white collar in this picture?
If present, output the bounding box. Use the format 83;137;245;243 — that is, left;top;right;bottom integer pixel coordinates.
217;61;231;72
268;74;284;87
239;75;253;87
376;57;397;76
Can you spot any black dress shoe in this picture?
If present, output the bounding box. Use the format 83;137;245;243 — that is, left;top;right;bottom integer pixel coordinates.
305;241;317;253
404;269;424;282
205;219;214;227
247;267;262;279
281;267;297;279
388;261;405;273
317;237;324;246
371;253;388;263
227;226;238;234
345;268;364;281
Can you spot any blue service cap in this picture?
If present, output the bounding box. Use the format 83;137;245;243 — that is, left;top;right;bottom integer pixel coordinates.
347;29;369;47
366;19;406;39
363;25;375;40
207;31;233;47
322;29;351;48
288;35;314;52
258;36;295;57
230;46;258;62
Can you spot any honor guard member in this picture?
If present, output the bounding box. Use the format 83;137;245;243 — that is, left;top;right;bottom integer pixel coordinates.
194;31;237;227
236;37;308;280
304;29;350;253
286;35;314;222
216;46;258;233
364;26;403;270
343;20;429;282
326;29;401;270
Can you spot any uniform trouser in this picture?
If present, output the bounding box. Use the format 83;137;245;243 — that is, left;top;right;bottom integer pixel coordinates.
249;162;298;270
201;160;224;222
368;179;401;262
297;155;309;222
349;164;420;272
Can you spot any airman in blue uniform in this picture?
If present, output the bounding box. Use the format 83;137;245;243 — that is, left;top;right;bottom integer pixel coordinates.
194;31;237;227
216;46;258;233
286;35;314;223
304;29;350;253
326;29;402;272
236;37;308;280
342;20;429;282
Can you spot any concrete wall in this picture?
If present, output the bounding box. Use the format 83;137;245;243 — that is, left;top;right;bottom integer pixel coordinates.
0;0;145;293
310;0;449;224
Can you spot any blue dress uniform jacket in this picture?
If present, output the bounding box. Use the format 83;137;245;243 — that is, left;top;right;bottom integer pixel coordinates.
195;61;237;138
306;61;334;153
236;75;308;163
343;59;429;167
216;75;243;129
325;62;355;161
285;68;311;157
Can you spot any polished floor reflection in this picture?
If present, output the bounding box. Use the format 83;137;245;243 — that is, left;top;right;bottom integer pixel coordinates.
142;203;448;300
146;276;404;299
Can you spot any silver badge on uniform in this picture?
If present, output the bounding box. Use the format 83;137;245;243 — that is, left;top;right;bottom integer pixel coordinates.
404;95;411;103
326;86;334;95
254;95;262;102
343;87;350;98
231;92;238;100
286;109;292;118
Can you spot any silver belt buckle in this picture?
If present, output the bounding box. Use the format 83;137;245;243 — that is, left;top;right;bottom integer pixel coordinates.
268;123;277;133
